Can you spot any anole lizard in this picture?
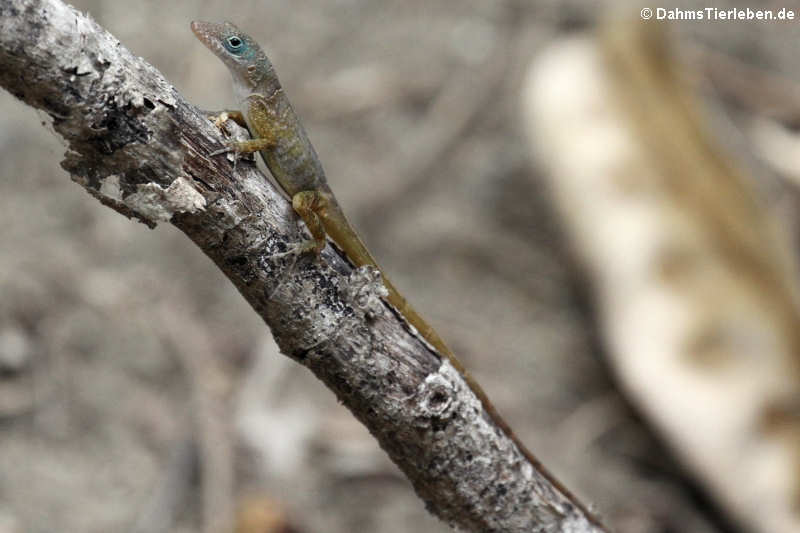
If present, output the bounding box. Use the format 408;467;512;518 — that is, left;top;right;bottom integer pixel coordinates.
191;21;596;519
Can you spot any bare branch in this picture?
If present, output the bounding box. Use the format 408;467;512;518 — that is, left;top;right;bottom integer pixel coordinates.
0;1;605;531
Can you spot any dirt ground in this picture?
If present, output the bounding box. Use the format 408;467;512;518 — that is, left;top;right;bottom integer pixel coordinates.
3;1;800;532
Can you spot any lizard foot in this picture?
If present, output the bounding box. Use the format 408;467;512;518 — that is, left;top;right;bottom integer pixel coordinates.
212;111;231;129
271;239;324;260
209;142;238;157
265;238;325;301
210;137;274;158
208;141;246;175
203;110;247;130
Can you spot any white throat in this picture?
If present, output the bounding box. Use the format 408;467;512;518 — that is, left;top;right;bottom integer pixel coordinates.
231;76;253;107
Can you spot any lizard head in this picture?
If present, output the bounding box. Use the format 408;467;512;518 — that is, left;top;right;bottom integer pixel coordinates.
191;21;274;91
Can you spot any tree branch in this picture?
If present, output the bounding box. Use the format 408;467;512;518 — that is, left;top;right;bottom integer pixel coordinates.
0;1;605;531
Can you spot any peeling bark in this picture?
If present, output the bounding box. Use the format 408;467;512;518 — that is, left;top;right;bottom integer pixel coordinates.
0;0;605;531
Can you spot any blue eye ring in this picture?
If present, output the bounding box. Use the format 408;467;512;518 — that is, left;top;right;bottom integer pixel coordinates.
224;35;244;53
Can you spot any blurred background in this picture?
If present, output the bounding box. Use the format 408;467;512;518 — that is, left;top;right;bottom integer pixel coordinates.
4;1;800;532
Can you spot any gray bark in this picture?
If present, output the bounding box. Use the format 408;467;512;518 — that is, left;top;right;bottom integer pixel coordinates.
0;1;606;531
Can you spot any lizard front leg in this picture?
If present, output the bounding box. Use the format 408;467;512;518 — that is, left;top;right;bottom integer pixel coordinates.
205;109;271;156
210;137;274;157
203;109;248;129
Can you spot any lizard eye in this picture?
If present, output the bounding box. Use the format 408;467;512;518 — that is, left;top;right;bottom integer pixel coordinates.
224;36;244;53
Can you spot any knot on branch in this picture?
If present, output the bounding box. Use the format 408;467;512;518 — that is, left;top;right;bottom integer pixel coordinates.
417;370;457;421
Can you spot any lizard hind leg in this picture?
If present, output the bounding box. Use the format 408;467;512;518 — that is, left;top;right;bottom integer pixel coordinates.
291;190;329;256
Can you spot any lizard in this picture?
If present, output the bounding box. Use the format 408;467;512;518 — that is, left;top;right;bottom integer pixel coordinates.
190;21;600;522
